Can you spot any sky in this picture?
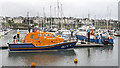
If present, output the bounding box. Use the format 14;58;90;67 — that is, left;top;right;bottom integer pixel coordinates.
0;0;119;20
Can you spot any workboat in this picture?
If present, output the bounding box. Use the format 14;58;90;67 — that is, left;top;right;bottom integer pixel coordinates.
76;28;114;45
8;30;77;52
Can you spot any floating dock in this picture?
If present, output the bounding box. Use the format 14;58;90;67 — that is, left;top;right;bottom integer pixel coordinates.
75;43;104;47
75;41;113;47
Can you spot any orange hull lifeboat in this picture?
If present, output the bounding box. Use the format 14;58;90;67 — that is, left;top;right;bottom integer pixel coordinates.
8;31;77;52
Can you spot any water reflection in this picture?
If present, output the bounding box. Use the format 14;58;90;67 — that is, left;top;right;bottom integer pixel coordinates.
87;48;90;57
8;50;76;66
92;45;113;53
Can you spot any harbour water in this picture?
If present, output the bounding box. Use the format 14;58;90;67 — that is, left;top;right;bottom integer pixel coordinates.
0;30;119;66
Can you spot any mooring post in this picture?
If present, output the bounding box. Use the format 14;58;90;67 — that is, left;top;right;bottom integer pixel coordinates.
28;25;31;33
17;29;20;41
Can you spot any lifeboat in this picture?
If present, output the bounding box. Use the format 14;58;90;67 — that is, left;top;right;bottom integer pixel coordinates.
8;31;77;52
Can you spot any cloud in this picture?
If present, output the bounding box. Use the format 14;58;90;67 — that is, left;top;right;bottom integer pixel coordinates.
0;0;118;19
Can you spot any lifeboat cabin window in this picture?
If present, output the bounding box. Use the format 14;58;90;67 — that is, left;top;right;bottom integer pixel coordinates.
47;34;50;37
51;34;55;37
43;34;46;36
31;35;33;39
38;34;42;37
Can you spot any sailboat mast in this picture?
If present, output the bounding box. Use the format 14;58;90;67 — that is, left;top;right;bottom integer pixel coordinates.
57;0;60;29
106;6;109;30
27;12;29;26
54;7;56;17
43;8;46;30
88;12;90;23
94;15;96;29
87;12;90;26
60;4;63;29
109;9;111;30
57;0;59;18
50;6;52;29
37;12;40;27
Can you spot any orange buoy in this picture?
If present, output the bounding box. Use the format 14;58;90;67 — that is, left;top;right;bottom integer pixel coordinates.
31;63;36;67
74;59;78;64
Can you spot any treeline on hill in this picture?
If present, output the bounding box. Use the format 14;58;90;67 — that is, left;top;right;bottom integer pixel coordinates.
1;20;38;28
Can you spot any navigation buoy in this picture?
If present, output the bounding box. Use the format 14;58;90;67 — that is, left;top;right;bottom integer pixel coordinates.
31;63;36;67
74;59;78;64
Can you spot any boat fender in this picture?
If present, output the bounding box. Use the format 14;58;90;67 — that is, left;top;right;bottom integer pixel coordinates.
13;39;15;43
16;38;18;42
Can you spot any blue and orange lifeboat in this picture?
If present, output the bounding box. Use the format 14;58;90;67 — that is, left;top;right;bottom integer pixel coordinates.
8;30;77;52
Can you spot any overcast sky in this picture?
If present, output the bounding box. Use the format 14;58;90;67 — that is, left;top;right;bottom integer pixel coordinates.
0;0;119;19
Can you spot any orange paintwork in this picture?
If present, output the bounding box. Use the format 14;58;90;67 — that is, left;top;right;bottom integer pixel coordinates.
90;30;94;35
22;31;64;46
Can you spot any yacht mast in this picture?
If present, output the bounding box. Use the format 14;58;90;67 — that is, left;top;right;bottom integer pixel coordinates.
37;12;40;27
87;12;90;25
54;7;56;17
50;6;52;29
60;4;63;29
27;12;30;26
106;6;109;30
43;8;46;30
109;9;112;30
57;0;60;29
57;0;59;18
94;15;96;29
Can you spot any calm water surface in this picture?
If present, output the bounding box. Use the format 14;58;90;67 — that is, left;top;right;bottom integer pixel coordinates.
0;30;119;66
